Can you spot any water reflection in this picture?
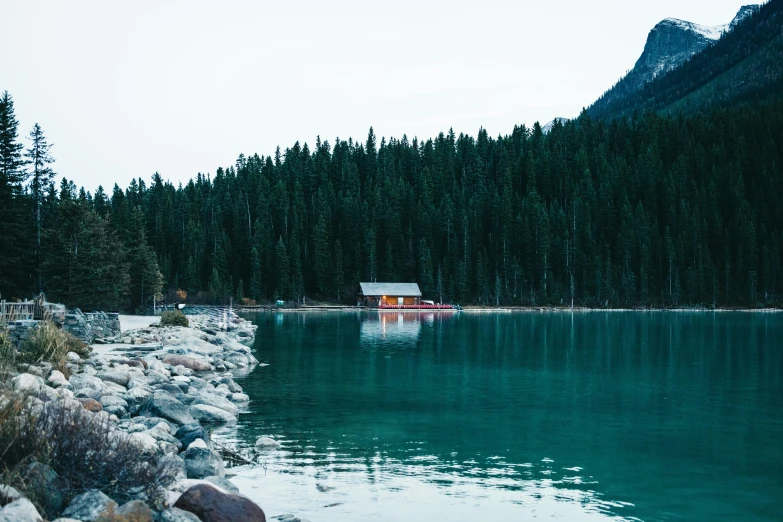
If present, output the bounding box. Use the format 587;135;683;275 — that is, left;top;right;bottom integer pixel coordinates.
225;311;783;522
359;312;448;347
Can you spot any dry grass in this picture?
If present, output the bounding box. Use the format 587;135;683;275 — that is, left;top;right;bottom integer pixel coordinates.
0;329;14;378
18;321;90;374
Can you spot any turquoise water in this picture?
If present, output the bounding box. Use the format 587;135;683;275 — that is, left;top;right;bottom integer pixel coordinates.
226;311;783;521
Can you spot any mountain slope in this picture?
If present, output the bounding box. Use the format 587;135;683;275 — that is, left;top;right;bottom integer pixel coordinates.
588;2;782;120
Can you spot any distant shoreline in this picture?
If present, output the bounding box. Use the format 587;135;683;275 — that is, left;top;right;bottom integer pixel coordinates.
222;305;782;314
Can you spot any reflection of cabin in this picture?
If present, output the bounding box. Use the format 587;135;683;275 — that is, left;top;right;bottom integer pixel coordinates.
359;282;421;308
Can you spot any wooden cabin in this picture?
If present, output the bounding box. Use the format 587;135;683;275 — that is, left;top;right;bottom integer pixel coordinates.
359;282;422;308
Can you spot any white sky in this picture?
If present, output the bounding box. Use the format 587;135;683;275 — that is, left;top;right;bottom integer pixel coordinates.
1;0;752;191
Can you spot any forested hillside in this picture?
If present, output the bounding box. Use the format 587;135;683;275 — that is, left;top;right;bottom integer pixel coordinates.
1;91;782;310
589;0;783;120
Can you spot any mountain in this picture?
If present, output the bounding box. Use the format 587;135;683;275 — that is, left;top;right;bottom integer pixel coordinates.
587;2;781;120
541;117;568;134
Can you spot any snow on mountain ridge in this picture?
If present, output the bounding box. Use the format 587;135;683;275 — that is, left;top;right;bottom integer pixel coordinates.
659;17;727;41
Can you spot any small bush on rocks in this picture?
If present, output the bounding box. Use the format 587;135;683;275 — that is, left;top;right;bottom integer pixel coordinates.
160;310;189;327
19;321;90;373
0;393;178;518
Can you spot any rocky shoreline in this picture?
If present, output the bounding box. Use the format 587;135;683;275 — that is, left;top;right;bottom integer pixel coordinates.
1;313;272;522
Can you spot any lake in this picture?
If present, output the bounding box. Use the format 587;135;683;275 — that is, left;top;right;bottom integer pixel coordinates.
224;311;783;521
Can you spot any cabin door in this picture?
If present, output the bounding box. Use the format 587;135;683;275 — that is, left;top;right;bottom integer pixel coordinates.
398;297;404;306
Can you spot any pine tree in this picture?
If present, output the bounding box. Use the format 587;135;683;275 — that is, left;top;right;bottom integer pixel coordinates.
25;123;56;291
127;208;163;312
249;246;263;301
0;91;29;297
275;236;289;300
333;239;345;302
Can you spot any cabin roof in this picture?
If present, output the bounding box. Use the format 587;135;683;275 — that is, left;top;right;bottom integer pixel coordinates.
359;282;421;297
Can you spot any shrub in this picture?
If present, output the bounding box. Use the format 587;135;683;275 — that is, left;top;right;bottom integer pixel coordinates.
0;394;178;517
19;321;90;372
240;297;257;306
160;310;189;327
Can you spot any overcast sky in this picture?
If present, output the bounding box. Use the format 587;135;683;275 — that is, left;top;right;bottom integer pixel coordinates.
1;0;753;191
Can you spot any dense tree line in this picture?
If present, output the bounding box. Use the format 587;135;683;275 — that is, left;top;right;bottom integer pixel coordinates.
589;0;783;120
1;90;782;310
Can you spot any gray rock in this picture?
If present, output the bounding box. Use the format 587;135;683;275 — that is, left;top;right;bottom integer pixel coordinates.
140;391;195;426
99;395;128;410
70;373;105;391
74;387;102;400
218;377;241;393
161;453;188;480
51;519;82;522
191;391;239;416
255;436;281;449
231;393;250;403
99;395;128;417
97;370;132;387
47;370;71;388
224;353;249;367
204;475;240;495
0;498;42;522
175;423;208;448
12;373;43;395
159;383;187;398
182;446;225;479
0;485;22;506
162;355;212;372
159;507;201;522
190;404;237;425
143;371;170;386
61;490;117;522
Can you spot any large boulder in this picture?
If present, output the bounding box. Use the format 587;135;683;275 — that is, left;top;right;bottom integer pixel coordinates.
115;500;154;522
182;447;225;479
174;484;266;522
190;404;237;425
140;391;195;426
61;490;117;522
159;507;201;522
0;498;42;522
11;373;43;395
162;355;212;372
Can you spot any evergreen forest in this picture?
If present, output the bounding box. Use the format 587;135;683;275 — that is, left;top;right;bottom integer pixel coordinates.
1;90;782;310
